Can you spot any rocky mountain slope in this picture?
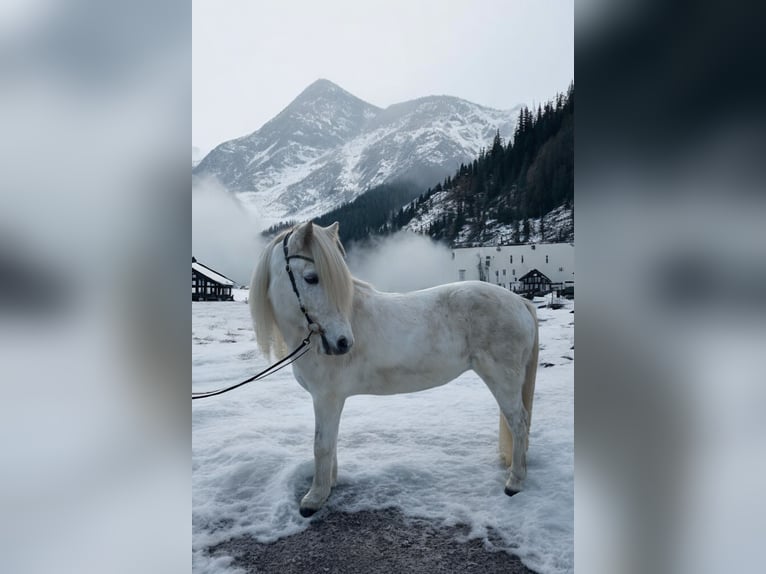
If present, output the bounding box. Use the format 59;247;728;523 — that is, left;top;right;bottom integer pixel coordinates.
193;79;520;221
383;84;574;246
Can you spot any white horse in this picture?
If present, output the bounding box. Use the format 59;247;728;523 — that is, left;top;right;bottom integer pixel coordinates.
250;221;539;517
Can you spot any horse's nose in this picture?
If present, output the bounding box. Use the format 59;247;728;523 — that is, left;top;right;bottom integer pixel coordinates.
336;336;351;354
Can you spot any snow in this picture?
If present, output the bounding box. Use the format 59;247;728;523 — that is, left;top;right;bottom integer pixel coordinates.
193;296;573;574
231;287;249;302
408;198;574;246
193;261;235;286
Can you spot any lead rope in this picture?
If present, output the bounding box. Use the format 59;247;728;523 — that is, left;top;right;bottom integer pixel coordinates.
192;230;317;400
192;330;313;400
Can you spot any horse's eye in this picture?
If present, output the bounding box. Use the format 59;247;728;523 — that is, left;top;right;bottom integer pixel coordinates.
304;272;318;285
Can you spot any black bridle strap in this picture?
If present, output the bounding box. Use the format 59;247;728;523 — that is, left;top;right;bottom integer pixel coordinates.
282;232;318;330
282;232;334;353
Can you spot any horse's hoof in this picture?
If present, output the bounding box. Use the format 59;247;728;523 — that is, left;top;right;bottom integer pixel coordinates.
504;486;521;497
299;506;317;517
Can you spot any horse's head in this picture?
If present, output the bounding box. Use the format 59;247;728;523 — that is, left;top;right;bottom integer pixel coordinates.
251;221;354;358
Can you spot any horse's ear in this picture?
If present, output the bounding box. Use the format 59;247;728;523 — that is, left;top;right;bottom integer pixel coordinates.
325;221;345;255
292;221;314;248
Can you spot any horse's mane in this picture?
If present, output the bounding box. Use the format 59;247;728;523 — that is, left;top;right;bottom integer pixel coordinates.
250;224;354;359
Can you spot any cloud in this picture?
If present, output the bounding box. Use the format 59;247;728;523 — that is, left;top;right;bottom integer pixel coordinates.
345;231;455;292
192;176;265;285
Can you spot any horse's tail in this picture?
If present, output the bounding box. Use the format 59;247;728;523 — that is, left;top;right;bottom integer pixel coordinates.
522;301;539;432
499;300;539;466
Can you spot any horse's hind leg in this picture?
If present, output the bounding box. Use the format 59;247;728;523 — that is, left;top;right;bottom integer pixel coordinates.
498;356;535;467
300;394;345;517
499;412;515;466
474;358;529;496
500;396;529;496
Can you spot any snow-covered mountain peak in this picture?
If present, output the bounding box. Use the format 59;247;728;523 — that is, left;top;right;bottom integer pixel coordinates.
272;78;380;134
293;78;361;103
194;81;520;224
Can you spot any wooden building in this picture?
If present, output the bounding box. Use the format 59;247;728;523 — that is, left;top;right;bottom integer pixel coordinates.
518;268;552;296
192;257;234;301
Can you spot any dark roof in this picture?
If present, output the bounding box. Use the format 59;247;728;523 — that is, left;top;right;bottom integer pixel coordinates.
518;268;552;283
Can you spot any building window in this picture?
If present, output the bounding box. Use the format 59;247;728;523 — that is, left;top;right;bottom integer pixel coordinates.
458;269;466;281
485;256;491;266
521;255;524;263
495;270;499;277
502;269;506;276
451;252;455;260
512;269;516;275
559;267;563;272
546;255;549;263
510;255;513;264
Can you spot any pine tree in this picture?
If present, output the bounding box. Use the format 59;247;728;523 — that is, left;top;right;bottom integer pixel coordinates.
491;129;503;158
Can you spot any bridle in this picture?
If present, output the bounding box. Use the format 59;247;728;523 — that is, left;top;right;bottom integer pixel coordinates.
282;232;321;332
282;232;334;354
191;230;319;400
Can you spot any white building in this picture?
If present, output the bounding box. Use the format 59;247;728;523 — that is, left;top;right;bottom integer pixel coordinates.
450;243;574;294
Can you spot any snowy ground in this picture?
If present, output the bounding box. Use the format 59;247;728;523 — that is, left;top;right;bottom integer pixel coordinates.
193;289;573;573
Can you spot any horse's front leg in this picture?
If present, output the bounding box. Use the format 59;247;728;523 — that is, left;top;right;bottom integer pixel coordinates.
300;394;345;517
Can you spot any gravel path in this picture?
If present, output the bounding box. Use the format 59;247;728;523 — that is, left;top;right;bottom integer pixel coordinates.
209;508;536;573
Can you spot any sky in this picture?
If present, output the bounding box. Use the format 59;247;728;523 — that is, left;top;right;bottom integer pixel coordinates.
193;0;573;156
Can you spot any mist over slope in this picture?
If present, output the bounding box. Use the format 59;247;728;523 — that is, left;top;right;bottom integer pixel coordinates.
192;176;265;285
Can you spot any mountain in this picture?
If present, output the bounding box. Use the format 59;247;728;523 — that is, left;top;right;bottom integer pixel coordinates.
393;84;574;246
193;79;521;222
293;84;573;248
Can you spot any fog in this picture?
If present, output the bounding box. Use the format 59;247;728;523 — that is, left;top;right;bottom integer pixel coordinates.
191;198;458;292
192;176;265;286
345;231;456;292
